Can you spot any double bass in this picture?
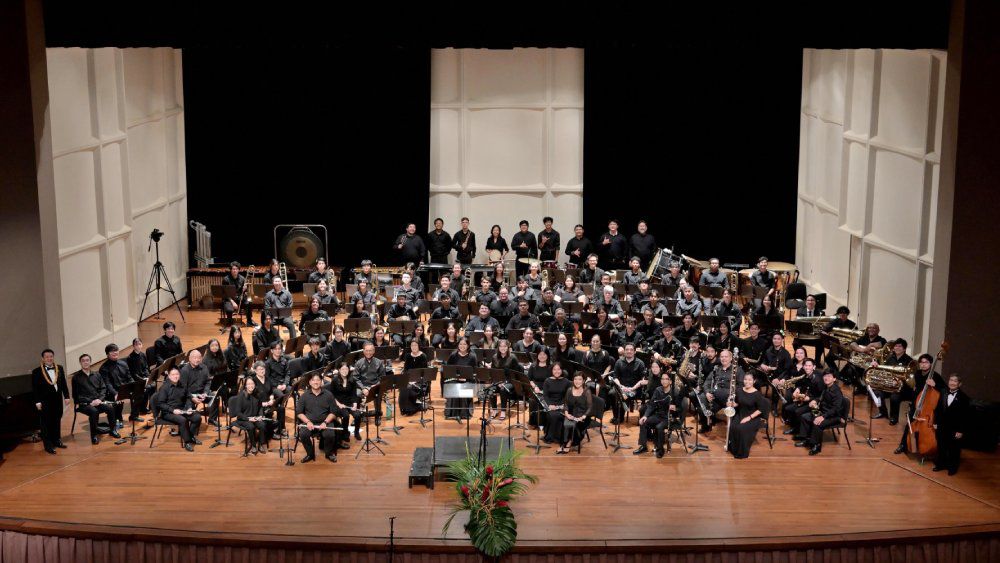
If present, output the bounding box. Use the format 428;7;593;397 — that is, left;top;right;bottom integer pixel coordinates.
907;341;949;457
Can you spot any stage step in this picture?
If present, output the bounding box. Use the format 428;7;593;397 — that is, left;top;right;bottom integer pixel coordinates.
409;447;434;489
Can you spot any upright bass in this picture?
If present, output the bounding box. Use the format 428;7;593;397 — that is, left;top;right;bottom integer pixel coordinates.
907;341;949;456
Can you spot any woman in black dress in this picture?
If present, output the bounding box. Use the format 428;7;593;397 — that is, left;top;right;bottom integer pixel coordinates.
550;332;580;376
490;262;507;293
437;323;460;349
445;337;478;419
245;361;278;443
727;371;770;459
542;362;571;444
327;363;362;441
710;321;735;353
485;225;509;262
558;372;593;454
371;327;391;350
490;339;523;420
203;338;228;375
479;325;499;351
225;325;249;374
229;376;272;455
406;323;430;350
527;348;553;427
399;340;430;416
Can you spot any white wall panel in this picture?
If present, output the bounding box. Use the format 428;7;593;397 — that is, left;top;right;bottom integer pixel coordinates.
48;47;186;370
430;48;583;264
797;48;945;354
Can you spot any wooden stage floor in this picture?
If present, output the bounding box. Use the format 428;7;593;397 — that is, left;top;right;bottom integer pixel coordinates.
1;304;998;552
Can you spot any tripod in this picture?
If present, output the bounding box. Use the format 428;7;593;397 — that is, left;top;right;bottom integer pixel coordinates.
139;233;185;322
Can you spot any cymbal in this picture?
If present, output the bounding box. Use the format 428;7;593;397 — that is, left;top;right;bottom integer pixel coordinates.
768;261;798;273
681;254;707;268
518;257;541;265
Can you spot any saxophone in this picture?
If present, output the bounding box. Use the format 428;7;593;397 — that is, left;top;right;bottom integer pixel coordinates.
677;348;694;380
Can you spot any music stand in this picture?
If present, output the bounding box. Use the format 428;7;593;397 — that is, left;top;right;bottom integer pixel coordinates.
433;348;454;363
699;315;725;333
356;385;386;458
208;371;239;449
561;301;584;315
507;328;525;343
303;320;333;336
521;379;551;454
319;303;339;316
698;286;724;300
114;380;148;446
580;328;611;346
478;348;496;364
388;320;418;335
752;315;783;335
428;318;452;336
374;346;400;361
406;368;437;427
344;317;372;339
382;373;406;435
441;365;476;422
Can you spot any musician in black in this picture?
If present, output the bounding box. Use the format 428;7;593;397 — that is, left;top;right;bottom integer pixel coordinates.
524;263;544;291
312;279;340;312
534;288;558;318
675;314;705;349
547;308;574;337
433;275;462;305
841;323;887;398
253;314;281;356
263;277;297;339
714;289;743;334
262;259;282;284
32;349;69;454
633;370;675;458
222;261;252;326
513;327;545;355
296;372;342;463
180;349;215;424
511;220;537;278
564;225;593;268
726;371;771;459
353;342;388;390
229;376;271;455
795;370;845;455
557;372;593;454
615;317;643;356
652;323;684;369
513;276;539;304
537;217;560;263
610;343;648;424
507;300;540;333
154;367;201;451
642;291;668;320
577;254;603;287
321;325;350;366
99;343;143;425
489;339;523;420
934;374;971;475
677;286;703;318
895;353;946;455
153;321;182;365
263;342;290;432
394;223;426;265
72;354;119;444
485;224;509;262
450;217;476;265
598;220;628;271
782;360;822;431
661;262;684;291
628;220;656;271
473;276;497;308
542;362;571;444
879;338;914;424
754;295;781;321
736;322;769;366
307;258;331;284
299;297;331;343
467;303;501;333
327;363;363;441
758;332;792;388
352;259;374;286
395;274;421;311
351;280;379;310
622;257;647;286
699;258;728;288
701;349;742;431
431;294;463;346
426;217;453;264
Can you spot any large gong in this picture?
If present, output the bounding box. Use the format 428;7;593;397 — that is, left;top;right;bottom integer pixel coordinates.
274;225;328;268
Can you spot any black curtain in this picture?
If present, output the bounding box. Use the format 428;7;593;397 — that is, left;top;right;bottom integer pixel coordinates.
583;44;804;267
183;45;429;268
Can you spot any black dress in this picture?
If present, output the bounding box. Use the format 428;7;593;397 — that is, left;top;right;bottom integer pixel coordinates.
444;351;478;419
542;376;572;443
727;387;770;459
399;353;429;415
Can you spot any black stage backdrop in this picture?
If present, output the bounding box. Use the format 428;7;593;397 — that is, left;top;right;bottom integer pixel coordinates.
182;46;430;268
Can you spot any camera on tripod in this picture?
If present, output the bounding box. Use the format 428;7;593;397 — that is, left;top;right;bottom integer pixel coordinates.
149;228;164;242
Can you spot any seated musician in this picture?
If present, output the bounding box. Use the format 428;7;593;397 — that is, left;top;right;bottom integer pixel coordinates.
246;360;278;427
450;262;466;296
99;343;142;425
577;254;604;287
431;294;463;345
726;371;770;459
307;258;332;284
615;317;644;356
437;324;460;349
479;325;499;350
229;376;272;456
72;354;120;443
709;320;736;352
700;343;721;375
736;322;769;365
507;299;540;333
700;349;741;432
399;341;430;416
386;293;414;348
32;349;70;455
662;262;684;291
634;369;676;458
263;342;291;432
796;294;824;320
327;363;362;441
180;349;218;425
558;372;593;454
758;332;792;388
623;256;647;286
127;337;156;414
263;277;297;339
203;339;229;376
154;321;183;366
583;334;612;402
154;367;203;451
640;290;668;319
407;264;425;294
595;285;623;324
302;337;325;372
610;343;648;424
547;308;574;337
714;288;743;333
878;338;914;425
841;322;887;398
534;288;558;318
299;298;331;343
472;276;498;308
433;274;461;305
699;258;728;288
524;263;544;291
564;224;593;269
513;276;539;304
221;261;252;326
589;306;616;333
821;305;856;371
675;313;705;348
513;327;545;355
754;295;781;319
407;323;431;350
295;372;343;463
353;342;388;394
652;323;684;369
541;362;571;445
794;369;845;455
253;314;281;356
782;359;821;431
933;374;970;475
750;256;777;308
467;303;500;333
489;262;507;293
370;326;392;351
350;280;378;312
353;259;374;285
490;286;517;330
312;279;341;311
551;332;581;369
394;223;426;266
555;275;582;303
395;273;421;311
630;279;652;312
636;308;662;346
895;353;946;454
262;259;281;284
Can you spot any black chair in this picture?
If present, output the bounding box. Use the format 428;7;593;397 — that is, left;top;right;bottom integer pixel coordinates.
784;282;807;310
580;395;608;452
822;395;853;450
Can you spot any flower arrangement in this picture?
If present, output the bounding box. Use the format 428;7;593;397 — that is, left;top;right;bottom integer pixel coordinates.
442;447;537;558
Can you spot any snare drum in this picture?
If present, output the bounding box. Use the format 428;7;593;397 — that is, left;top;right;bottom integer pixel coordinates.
541;260;558;270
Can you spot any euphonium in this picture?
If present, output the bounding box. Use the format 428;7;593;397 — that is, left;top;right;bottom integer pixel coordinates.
863;360;918;394
830;327;864;344
850;341;892;369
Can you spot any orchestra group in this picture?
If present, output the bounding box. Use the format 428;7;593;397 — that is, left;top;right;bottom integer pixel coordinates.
30;217;971;474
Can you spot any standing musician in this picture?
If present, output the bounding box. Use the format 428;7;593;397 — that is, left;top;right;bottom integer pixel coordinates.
433;274;462;305
634;369;675;458
426;218;453;264
623;257;648;286
598;219;628;271
577;254;604;287
490;287;518;331
610;343;648;424
472;275;498;308
485;224;509;263
878;338;913;425
795;370;845;455
511;220;538;278
452;217;477;265
781;359;821;431
558;372;593;454
629;220;656;271
714;289;743;333
327;363;363;441
700;349;742;432
72;354;120;444
467;303;501;333
263;277;297;339
726;371;770;459
311;279;341;310
295;372;342;463
537;217;560;263
699;258;728;288
353;259;375;285
564;224;593;269
154;321;183;366
229;376;272;456
934;374;970;475
676;285;704;318
307;258;333;284
394;223;426;265
750;256;777;308
895;353;945;455
222;261;252;327
32;349;70;454
253;314;281;356
154;367;202;451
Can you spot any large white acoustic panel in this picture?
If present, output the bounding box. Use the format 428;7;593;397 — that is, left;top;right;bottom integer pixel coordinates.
53;151;100;250
464;49;547;104
47;48;95;154
875;51;931;153
468;108;545;189
870;150;923;253
430;109;460;189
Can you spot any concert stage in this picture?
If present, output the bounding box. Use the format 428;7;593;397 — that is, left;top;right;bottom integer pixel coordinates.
0;306;998;561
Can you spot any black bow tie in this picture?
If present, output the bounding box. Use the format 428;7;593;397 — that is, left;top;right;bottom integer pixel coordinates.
949;391;958;395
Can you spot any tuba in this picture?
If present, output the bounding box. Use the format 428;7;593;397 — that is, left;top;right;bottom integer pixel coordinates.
850;341;892;370
830;327;864;344
863;360;918;393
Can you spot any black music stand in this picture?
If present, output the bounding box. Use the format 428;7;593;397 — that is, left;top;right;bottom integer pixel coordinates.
752;315;783;335
522;379;550;455
388;320;418;335
208;371;239;449
465;331;485;346
507;328;525;343
382;373;406;435
114;381;148;446
303;320;333;337
406;368;437;427
605;379;632;453
561;301;584;315
356;385;386;458
458;301;478;318
699;315;725;333
344;317;372;339
374;346;400;361
478;348;496;364
856;384;882;449
580;328;611;346
441;365;476;422
510;377;531;441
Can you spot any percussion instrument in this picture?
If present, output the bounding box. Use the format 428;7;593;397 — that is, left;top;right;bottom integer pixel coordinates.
541;260;558;270
487;249;503;264
518;257;541;266
682;254;707;285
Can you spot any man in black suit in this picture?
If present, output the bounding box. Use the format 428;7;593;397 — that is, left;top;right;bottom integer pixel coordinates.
795;370;845;455
71;354;120;444
99;343;141;426
31;349;70;454
793;294;825;361
934;374;971;475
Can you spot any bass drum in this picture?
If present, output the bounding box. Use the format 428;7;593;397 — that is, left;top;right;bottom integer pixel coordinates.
487;249;503;264
279;227;325;269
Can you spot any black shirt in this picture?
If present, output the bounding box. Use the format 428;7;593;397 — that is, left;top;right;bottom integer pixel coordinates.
327;375;361;406
180;363;211;396
127;350;150;381
564;236;593;267
229;391;263;420
629;233;656;265
264;356;290;388
613;357;647;387
452;230;477;262
510;231;538;259
72;370;107;404
537;229;560;261
296;388;338;424
543;376;571;406
484;236;509;254
154;380;192;416
426;229;453;259
154;335;183;364
395;233;426;265
447;351;478;368
99;359;134;396
598;232;629;263
252;326;281;356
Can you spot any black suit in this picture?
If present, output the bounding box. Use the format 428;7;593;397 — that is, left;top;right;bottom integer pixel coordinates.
31;364;70;449
71;370;117;440
935;389;971;472
798;382;844;448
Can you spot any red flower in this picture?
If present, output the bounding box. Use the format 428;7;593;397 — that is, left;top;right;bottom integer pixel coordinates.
481;487;490;501
485;465;494;477
461;485;470;497
497;501;509;508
